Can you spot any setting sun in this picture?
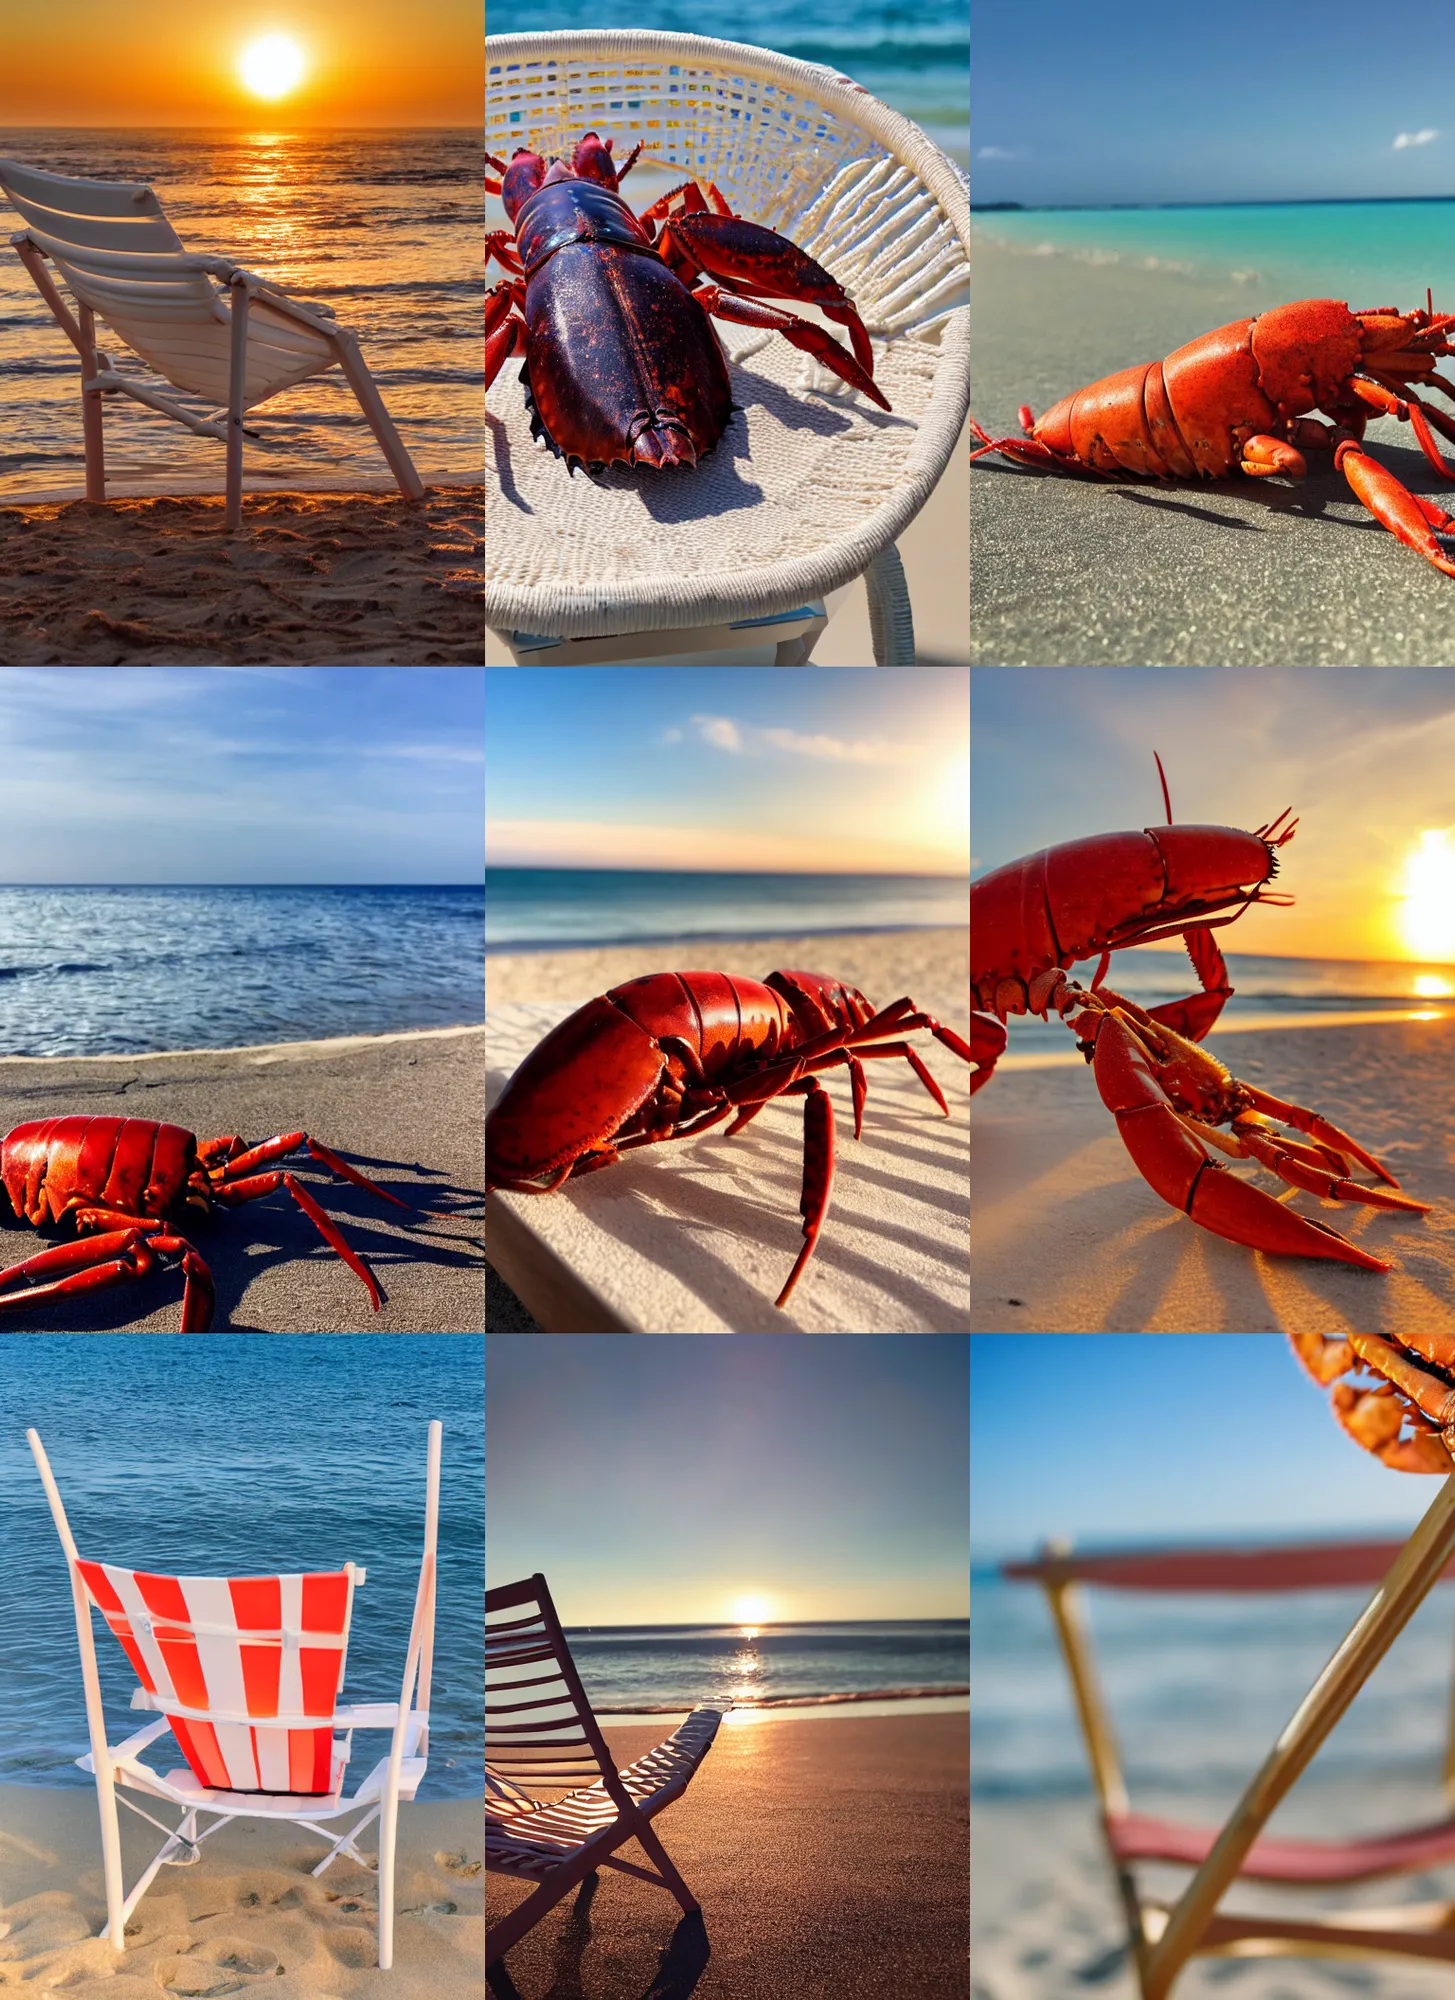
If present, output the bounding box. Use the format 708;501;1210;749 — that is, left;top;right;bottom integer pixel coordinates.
731;1593;773;1628
1396;830;1455;963
240;34;307;102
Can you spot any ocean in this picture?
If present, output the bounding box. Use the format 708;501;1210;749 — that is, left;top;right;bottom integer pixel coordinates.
0;884;485;1057
485;0;970;165
972;1565;1455;1804
0;129;483;498
486;868;969;950
973;198;1455;310
990;946;1455;1057
0;1335;484;1796
555;1619;969;1717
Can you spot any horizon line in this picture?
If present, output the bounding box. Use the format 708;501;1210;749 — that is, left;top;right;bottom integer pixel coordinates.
0;880;484;889
487;864;970;879
973;193;1455;212
0;121;481;132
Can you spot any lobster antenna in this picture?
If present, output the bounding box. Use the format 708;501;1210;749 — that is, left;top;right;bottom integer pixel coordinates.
1154;751;1173;825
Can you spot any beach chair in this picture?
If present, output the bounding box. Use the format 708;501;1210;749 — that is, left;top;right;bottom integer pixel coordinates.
1005;1473;1455;1996
487;1573;722;1976
0;157;425;528
28;1418;441;1972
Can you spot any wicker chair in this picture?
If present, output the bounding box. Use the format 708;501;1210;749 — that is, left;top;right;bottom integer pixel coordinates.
485;31;969;664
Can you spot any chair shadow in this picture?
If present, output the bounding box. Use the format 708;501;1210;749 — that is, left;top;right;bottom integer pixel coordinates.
489;1878;710;2000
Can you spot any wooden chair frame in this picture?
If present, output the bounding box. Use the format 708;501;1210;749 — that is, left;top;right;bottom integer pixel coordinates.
487;1573;722;1975
1005;1471;1455;1996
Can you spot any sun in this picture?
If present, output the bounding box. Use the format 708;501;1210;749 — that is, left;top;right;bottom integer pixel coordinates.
1396;830;1455;963
730;1593;772;1629
240;34;307;102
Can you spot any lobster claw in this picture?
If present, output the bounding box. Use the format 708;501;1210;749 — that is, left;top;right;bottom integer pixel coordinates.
1085;1010;1392;1269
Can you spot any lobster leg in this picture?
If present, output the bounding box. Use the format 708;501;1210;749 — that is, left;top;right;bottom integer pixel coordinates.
487;284;528;393
1144;927;1235;1043
693;285;891;412
213;1168;385;1313
0;1226;215;1332
971;1012;1009;1095
1233;1082;1406;1188
209;1131;409;1208
1335;439;1455;579
1087;1011;1391;1269
776;1077;835;1309
1227;1116;1428;1212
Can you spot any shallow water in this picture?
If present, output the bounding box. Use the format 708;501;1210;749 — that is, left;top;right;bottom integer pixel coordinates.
0;129;484;497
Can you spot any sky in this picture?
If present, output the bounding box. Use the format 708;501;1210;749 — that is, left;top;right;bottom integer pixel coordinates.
487;1335;970;1624
970;1335;1439;1562
485;668;969;876
2;1;480;125
971;668;1455;964
973;1;1455;206
0;667;482;884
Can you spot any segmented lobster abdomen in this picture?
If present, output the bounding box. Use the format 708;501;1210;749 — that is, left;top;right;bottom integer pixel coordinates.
1;1116;197;1227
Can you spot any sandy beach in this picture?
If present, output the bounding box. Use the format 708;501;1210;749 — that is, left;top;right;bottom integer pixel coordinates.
486;928;969;1333
0;488;484;666
0;1783;483;1998
0;1026;485;1333
489;1712;968;1998
973;1778;1455;1998
972;1015;1455;1333
970;239;1455;666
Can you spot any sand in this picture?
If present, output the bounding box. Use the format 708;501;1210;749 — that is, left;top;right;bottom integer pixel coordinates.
970;239;1455;666
972;1015;1455;1333
0;1026;486;1334
0;488;484;666
486;929;970;1333
973;1778;1455;1998
489;1712;968;1999
0;1782;483;1998
484;421;970;666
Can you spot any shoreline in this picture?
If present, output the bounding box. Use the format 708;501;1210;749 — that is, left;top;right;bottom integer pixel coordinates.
0;1020;485;1067
595;1686;970;1715
487;919;967;955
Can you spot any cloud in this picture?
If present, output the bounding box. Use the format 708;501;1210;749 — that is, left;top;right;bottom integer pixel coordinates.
1394;128;1440;149
685;714;921;765
977;145;1017;160
660;726;684;744
485;818;964;873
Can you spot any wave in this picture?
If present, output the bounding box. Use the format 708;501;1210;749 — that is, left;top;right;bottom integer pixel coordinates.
777;36;969;71
597;1685;970;1713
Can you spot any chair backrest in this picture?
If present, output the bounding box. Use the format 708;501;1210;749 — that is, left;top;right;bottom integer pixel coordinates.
486;1574;621;1805
0;158;223;318
76;1558;359;1795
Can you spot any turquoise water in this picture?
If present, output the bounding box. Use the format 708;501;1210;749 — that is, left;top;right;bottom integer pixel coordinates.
975;199;1455;310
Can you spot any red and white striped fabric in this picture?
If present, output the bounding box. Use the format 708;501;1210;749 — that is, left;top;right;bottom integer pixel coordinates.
76;1562;355;1796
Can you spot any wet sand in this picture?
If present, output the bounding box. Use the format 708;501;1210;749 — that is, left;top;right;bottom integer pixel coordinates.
0;488;484;665
0;1027;486;1333
489;1713;968;1999
970;239;1455;666
972;1015;1455;1333
0;1783;483;1998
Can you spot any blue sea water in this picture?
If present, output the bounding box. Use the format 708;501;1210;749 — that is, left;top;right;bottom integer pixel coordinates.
0;885;485;1056
974;199;1455;310
486;868;968;949
0;1335;483;1795
558;1619;969;1714
485;0;970;162
0;129;483;497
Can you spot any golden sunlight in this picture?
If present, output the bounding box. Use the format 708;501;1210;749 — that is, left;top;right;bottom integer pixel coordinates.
1397;831;1455;963
730;1593;772;1629
240;34;307;101
1413;973;1455;998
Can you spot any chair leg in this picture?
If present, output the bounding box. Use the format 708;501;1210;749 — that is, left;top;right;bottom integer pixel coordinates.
94;1757;127;1950
78;303;106;502
865;543;916;665
377;1782;399;1970
226;278;250;531
331;333;426;501
631;1821;700;1914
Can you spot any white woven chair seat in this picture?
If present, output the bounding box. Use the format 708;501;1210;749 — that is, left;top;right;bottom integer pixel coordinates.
485;30;970;641
487;1707;722;1878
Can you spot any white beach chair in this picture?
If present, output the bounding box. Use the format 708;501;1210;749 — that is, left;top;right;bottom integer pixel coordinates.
28;1418;441;1972
487;1572;723;1977
0;157;425;528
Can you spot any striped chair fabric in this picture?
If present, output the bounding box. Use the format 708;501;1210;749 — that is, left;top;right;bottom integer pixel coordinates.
76;1560;355;1796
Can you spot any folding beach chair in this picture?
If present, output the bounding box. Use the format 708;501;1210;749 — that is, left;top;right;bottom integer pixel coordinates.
487;1573;722;1977
28;1418;441;1972
1005;1472;1455;1996
0;158;425;528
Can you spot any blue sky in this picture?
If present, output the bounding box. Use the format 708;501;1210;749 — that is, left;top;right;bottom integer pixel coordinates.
973;2;1455;205
971;1335;1439;1561
486;668;969;875
971;669;1455;963
487;1335;969;1623
0;669;483;884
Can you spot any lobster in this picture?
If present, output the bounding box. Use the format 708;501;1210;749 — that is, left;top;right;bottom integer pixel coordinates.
971;759;1430;1270
485;969;972;1309
1287;1332;1455;1474
486;131;889;474
0;1117;409;1330
970;297;1455;580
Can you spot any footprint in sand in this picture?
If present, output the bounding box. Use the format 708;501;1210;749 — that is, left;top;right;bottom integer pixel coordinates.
401;1898;458;1916
320;1926;378;1969
154;1938;281;1994
434;1849;482;1877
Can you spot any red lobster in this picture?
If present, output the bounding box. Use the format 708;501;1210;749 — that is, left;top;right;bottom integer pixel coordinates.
0;1118;408;1330
971;761;1430;1269
1286;1332;1455;1474
485;969;972;1308
970;298;1455;580
486;131;889;474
